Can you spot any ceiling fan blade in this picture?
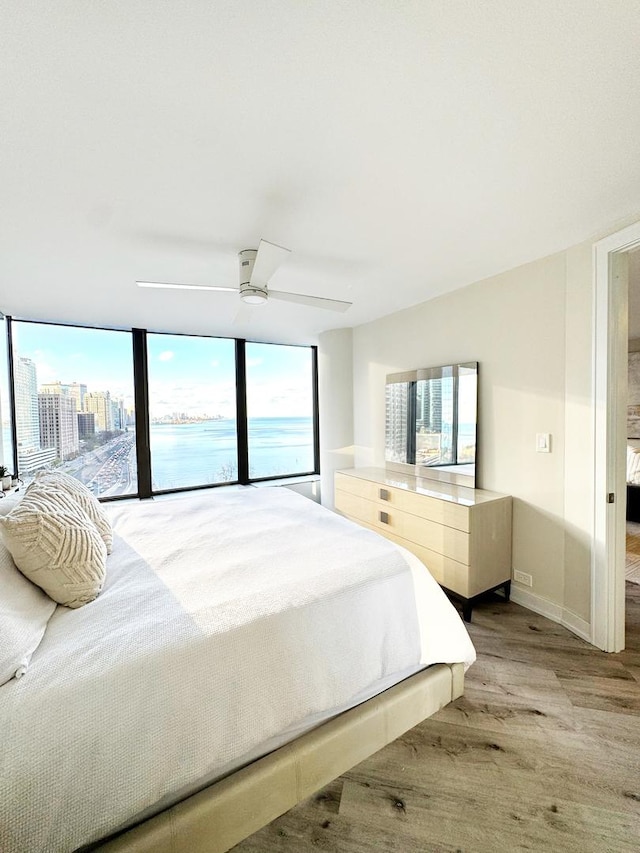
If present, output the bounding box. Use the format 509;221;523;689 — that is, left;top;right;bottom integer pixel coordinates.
250;240;291;285
137;281;238;293
269;290;352;312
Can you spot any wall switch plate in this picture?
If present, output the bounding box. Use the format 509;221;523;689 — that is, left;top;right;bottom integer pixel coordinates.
514;570;533;587
536;433;551;453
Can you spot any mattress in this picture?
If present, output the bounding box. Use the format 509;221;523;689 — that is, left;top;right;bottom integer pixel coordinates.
0;487;475;853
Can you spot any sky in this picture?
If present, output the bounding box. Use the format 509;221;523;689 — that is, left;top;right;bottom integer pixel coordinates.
10;322;314;419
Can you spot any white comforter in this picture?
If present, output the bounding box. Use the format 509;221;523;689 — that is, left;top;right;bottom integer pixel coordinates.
0;487;475;852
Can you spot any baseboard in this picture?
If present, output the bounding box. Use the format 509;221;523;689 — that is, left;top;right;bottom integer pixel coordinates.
510;586;592;644
561;607;592;643
510;586;563;621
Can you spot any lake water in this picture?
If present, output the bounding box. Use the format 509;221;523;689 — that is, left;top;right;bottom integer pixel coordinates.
1;417;315;492
150;416;315;489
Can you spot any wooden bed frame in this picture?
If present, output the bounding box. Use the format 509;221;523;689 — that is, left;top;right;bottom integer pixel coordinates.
95;662;464;853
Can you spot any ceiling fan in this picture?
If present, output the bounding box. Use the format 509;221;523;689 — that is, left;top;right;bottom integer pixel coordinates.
137;239;352;313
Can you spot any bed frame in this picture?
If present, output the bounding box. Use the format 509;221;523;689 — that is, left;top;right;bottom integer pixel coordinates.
94;662;464;853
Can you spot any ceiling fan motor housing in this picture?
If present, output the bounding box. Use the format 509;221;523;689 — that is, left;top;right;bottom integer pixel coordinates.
238;248;267;304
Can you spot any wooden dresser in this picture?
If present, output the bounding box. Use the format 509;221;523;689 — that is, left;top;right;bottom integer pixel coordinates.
334;467;512;621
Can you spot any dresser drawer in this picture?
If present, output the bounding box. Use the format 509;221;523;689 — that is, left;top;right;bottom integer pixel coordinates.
335;472;470;532
337;515;471;598
335;488;470;564
335;468;512;614
334;472;381;502
335;488;380;526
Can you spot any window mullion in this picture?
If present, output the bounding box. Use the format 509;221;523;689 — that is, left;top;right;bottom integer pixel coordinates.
312;345;320;474
235;338;249;484
132;328;152;498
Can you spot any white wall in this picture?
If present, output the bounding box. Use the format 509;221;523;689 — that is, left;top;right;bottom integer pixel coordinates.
322;239;601;631
318;328;354;510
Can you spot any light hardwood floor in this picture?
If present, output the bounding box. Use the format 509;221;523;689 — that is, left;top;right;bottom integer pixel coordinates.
626;522;640;582
233;585;640;852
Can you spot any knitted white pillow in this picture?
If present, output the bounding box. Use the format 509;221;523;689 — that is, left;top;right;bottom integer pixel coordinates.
33;470;113;554
0;488;107;609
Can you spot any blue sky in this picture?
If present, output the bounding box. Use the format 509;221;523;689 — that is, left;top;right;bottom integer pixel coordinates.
11;322;313;418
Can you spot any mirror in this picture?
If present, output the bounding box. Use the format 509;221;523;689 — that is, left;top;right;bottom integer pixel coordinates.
385;362;478;488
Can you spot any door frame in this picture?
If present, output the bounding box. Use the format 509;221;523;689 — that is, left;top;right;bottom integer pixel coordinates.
593;220;640;651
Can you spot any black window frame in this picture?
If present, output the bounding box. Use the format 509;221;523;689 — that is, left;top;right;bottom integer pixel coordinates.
3;317;320;501
244;339;319;484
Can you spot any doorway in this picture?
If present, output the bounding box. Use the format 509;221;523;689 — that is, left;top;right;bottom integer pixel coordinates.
593;221;640;652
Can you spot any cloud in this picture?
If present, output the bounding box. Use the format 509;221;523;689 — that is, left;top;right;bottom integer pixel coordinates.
210;360;219;368
246;357;263;368
158;351;174;362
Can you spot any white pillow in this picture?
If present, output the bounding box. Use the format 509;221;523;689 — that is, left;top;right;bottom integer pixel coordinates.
0;491;24;516
33;470;113;554
0;539;57;685
0;488;107;609
628;447;640;484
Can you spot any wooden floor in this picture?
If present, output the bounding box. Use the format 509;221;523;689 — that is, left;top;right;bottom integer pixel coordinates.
626;522;640;582
233;585;640;852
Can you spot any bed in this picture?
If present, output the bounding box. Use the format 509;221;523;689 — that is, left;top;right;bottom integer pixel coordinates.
0;484;475;853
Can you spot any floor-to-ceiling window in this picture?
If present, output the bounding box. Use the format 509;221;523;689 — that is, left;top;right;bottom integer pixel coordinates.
147;333;238;490
0;314;14;474
245;342;315;479
10;321;136;496
6;320;318;498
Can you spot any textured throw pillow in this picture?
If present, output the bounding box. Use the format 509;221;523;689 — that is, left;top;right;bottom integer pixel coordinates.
0;539;57;684
0;488;107;608
33;470;113;554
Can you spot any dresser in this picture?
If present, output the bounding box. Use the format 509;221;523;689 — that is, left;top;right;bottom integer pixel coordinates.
334;467;512;621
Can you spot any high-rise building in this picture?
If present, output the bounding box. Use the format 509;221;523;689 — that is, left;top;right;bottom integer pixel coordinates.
14;356;40;452
417;377;443;432
40;381;87;413
40;381;68;396
14;357;56;473
38;393;79;461
111;399;124;430
77;411;96;438
385;382;409;463
68;382;87;413
85;391;114;432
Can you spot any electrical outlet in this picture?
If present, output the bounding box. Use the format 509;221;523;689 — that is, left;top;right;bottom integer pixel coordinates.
514;570;532;587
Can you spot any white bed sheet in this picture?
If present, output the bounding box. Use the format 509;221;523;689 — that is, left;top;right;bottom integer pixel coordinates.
0;487;475;853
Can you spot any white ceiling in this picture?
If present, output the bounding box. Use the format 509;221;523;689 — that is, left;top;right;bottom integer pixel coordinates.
1;1;640;345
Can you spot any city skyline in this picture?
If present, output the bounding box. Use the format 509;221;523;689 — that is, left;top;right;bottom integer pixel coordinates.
12;353;129;472
10;323;314;419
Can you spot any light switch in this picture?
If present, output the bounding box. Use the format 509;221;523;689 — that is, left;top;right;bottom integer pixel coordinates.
536;433;551;453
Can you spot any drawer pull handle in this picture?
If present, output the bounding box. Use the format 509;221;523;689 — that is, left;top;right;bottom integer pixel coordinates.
379;511;389;524
379;488;390;501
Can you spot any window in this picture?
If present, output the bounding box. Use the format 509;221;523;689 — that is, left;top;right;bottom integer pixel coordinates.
10;321;136;496
147;333;238;490
6;320;318;499
0;315;14;475
245;342;315;479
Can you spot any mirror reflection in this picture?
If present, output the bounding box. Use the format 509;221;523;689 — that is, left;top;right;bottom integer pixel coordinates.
385;362;478;486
